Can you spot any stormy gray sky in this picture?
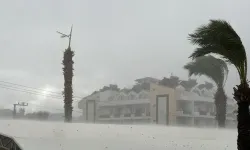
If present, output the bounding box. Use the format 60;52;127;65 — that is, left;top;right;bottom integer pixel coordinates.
0;0;249;114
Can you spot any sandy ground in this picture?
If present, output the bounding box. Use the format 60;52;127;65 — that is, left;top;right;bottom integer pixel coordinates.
0;120;236;150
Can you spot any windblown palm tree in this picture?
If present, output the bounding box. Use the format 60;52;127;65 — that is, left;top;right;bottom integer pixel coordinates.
188;19;249;150
184;55;228;127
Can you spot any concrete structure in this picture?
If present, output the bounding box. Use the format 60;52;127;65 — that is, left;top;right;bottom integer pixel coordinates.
149;84;176;125
174;85;236;127
78;81;237;128
78;90;151;124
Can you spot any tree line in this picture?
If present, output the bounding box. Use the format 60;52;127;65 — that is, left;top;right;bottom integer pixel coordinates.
90;78;214;94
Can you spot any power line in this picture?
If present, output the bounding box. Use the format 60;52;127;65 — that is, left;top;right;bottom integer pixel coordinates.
0;81;86;114
0;84;84;113
0;81;62;95
0;81;84;101
0;80;83;99
0;84;85;114
0;84;64;99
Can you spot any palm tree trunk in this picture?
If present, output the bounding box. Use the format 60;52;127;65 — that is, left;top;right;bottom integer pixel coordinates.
237;102;250;150
214;87;227;128
63;47;74;122
234;83;250;150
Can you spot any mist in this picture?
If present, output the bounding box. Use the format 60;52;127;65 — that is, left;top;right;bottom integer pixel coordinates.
0;119;236;150
1;0;250;149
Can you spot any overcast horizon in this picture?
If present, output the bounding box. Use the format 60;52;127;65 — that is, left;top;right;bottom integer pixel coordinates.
0;0;250;114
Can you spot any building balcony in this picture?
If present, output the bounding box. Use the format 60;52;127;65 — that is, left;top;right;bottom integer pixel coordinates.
176;111;193;117
98;113;150;118
176;110;216;119
98;116;151;120
97;115;151;124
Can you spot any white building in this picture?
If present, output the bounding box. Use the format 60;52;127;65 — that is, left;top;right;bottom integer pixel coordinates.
78;80;236;128
175;85;236;127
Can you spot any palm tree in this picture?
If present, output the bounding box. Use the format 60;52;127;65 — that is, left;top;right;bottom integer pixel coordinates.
188;19;249;150
62;46;74;122
179;78;198;91
58;26;74;122
159;75;180;88
132;82;150;93
184;55;228;127
197;81;214;90
99;84;120;92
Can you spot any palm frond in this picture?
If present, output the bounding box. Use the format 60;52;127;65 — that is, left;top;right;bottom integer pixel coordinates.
197;82;214;90
179;79;198;91
184;55;228;87
188;19;247;83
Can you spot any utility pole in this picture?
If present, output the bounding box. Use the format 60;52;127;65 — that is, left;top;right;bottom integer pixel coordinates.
13;102;28;118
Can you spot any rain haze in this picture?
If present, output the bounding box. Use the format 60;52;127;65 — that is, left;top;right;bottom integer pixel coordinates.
0;0;249;111
0;0;249;149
